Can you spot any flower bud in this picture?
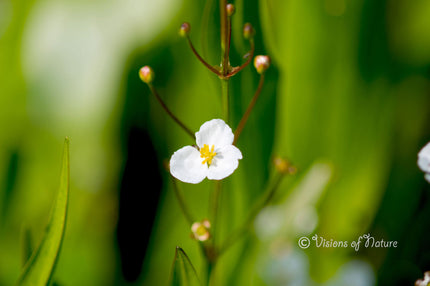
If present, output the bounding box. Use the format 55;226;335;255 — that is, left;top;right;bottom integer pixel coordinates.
226;4;235;16
139;65;155;84
273;156;296;175
243;23;255;40
191;219;211;241
254;55;271;74
179;22;191;37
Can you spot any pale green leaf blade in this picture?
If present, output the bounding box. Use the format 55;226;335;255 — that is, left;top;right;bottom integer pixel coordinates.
16;137;70;286
170;247;202;286
20;226;33;267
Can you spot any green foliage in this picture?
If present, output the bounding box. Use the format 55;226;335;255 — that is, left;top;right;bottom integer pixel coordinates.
170;247;202;286
16;138;70;286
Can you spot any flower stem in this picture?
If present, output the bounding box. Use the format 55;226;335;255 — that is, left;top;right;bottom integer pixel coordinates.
206;261;213;286
148;85;194;139
186;36;221;76
171;177;194;224
218;172;285;255
225;14;232;70
233;74;265;145
221;79;230;123
220;0;229;75
210;180;222;245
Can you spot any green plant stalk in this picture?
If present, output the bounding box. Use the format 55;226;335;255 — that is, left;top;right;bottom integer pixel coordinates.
205;2;232;284
221;79;230;123
218;172;285;255
210;181;222;244
171;177;195;225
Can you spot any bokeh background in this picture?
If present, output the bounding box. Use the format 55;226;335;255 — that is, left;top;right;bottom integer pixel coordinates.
1;0;430;285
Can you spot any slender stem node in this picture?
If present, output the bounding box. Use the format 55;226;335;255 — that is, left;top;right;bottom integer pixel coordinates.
233;74;265;144
148;85;194;139
225;39;255;78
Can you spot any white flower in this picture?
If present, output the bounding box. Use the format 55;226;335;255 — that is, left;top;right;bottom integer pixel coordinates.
170;119;242;184
418;142;430;183
191;219;211;241
416;271;430;286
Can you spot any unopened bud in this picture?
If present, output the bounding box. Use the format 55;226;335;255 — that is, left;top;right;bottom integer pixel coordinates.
139;66;155;84
254;55;271;74
273;156;296;175
243;23;255;40
179;22;191;37
226;4;235;16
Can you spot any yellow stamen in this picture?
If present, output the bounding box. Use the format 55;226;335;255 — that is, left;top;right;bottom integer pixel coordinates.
200;144;217;165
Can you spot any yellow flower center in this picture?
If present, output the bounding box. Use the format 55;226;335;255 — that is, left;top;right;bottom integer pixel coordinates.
195;224;208;236
200;144;216;165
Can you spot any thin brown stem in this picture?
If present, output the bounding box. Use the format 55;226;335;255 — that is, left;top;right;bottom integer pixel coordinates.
233;74;265;144
225;39;255;78
220;0;228;75
186;37;221;76
148;85;194;139
171;177;194;224
218;173;285;255
225;15;232;70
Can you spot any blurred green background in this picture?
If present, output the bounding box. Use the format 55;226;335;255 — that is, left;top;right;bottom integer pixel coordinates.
1;0;430;285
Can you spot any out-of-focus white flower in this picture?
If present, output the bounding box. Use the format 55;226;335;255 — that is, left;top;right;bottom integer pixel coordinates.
418;142;430;183
191;219;211;241
170;119;242;184
415;271;430;286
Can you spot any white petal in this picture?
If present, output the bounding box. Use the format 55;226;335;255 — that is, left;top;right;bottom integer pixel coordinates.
418;142;430;172
170;146;208;184
207;145;242;180
195;119;234;149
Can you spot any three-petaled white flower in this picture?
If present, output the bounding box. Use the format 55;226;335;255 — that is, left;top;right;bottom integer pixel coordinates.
418;142;430;183
170;119;242;184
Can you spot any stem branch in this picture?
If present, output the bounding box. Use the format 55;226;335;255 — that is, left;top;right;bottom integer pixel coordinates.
226;39;255;78
187;37;221;76
233;74;265;144
149;85;194;139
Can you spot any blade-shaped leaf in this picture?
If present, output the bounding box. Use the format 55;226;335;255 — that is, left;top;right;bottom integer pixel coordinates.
170;247;202;286
16;137;70;286
20;226;33;267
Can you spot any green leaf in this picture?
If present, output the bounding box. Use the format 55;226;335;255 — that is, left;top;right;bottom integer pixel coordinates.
170;247;202;286
16;137;70;286
20;226;33;267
